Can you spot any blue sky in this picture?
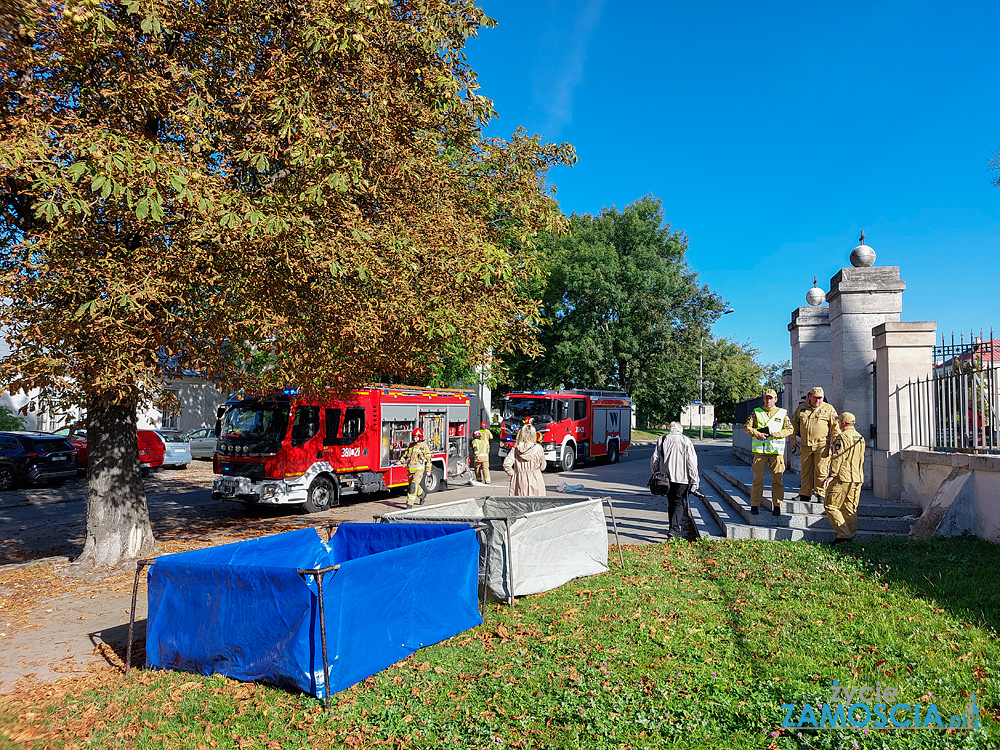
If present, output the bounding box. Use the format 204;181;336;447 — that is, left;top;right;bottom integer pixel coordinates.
466;0;1000;366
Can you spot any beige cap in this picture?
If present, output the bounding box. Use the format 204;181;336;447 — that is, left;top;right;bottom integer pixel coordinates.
763;388;778;399
808;386;824;397
839;411;857;424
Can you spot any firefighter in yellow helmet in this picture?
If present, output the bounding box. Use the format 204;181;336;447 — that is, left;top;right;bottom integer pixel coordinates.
471;421;492;484
404;427;432;507
743;388;794;515
789;386;840;503
821;411;866;544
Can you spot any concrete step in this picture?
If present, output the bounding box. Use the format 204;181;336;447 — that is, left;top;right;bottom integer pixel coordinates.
687;488;725;540
714;466;920;518
697;472;845;542
702;469;912;542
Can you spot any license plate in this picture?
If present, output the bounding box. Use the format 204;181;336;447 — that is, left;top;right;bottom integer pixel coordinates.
222;478;238;496
51;455;67;462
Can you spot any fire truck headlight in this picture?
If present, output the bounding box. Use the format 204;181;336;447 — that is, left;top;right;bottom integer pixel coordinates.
262;484;277;498
544;443;555;450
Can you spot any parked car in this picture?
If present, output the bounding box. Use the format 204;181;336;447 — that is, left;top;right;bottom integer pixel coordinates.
154;430;192;469
187;428;218;460
0;431;78;490
53;423;88;471
138;429;166;470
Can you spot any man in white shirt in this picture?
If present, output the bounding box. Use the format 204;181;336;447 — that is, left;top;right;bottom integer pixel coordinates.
650;422;700;540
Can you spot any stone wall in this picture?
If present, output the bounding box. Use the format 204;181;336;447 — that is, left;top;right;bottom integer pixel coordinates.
901;448;1000;543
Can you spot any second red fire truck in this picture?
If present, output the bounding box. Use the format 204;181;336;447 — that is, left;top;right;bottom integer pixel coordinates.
498;389;633;471
212;386;473;512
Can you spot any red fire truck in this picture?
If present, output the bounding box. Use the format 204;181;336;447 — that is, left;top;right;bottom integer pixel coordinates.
497;389;633;471
212;386;472;512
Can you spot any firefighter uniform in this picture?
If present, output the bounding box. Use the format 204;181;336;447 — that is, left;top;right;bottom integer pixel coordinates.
743;389;794;514
790;386;840;501
405;439;432;507
471;428;492;484
823;412;865;542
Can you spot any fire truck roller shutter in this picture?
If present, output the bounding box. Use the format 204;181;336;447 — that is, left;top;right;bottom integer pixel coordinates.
381;405;420;422
618;408;631;441
592;408;608;443
449;405;469;423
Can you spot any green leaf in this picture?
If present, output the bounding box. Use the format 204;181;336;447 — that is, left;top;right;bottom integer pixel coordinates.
67;162;87;181
136;198;149;220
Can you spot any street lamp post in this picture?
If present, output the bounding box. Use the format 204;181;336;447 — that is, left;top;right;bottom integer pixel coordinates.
699;308;735;441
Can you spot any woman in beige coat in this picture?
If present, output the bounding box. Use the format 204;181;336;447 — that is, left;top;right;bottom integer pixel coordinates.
503;424;546;496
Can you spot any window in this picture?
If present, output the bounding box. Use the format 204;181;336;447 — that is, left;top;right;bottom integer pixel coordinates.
343;408;365;442
324;409;342;446
161;390;181;430
291;406;320;444
573;400;587;420
323;407;366;446
0;436;20;452
557;400;570;422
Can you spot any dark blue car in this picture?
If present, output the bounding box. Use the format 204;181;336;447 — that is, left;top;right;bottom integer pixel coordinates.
0;431;78;491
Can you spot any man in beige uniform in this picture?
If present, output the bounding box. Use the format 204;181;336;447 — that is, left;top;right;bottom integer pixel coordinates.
743;389;794;516
789;386;840;503
821;412;866;544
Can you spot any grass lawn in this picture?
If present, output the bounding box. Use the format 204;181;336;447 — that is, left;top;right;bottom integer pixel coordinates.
3;538;998;749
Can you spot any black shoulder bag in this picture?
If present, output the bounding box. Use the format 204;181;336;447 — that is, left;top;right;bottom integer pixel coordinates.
648;436;671;495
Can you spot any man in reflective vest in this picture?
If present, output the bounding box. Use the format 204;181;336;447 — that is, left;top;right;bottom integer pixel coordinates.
404;427;432;507
471;421;492;484
789;386;840;503
743;388;794;516
821;411;866;544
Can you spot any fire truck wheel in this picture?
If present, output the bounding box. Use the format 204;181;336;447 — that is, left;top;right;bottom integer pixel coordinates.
560;444;576;472
304;476;338;513
607;441;620;464
425;466;445;493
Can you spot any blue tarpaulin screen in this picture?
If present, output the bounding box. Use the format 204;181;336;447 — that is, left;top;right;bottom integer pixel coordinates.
146;523;481;697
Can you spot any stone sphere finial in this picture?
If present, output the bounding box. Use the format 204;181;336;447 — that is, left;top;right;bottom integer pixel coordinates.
850;230;876;267
806;275;826;306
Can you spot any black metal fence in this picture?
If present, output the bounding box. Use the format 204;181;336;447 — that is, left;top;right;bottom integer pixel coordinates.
910;331;998;454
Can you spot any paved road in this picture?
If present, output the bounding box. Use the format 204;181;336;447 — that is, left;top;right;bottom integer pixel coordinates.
0;439;736;566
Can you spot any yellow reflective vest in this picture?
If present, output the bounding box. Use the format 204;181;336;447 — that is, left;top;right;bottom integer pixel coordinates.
749;407;789;455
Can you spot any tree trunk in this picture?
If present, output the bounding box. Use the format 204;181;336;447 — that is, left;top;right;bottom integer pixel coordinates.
79;398;156;566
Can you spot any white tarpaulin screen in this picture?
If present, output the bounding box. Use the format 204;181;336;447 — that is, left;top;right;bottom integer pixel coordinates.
378;496;609;602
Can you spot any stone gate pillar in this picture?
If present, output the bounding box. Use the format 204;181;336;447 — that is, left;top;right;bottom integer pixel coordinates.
826;238;905;488
872;321;936;500
788;298;831;473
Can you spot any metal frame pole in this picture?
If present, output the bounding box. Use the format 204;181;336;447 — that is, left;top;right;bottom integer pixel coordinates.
602;497;626;569
126;558;156;676
503;523;515;606
298;564;340;709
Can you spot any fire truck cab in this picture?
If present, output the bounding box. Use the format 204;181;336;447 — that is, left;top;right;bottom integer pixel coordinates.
498;389;632;471
212;386;472;512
